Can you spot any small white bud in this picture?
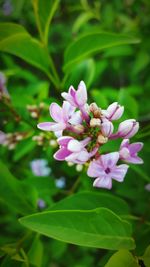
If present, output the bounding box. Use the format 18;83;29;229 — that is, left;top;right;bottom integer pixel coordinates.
97;134;108;144
90;118;101;127
8;143;16;150
31;112;38;118
76;164;83;172
67;162;74;167
49;139;57;147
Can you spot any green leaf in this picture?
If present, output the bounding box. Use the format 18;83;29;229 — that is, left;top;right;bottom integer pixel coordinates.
63;32;140;72
104;250;139;267
142;245;150;267
32;0;60;45
49;191;130;215
19;208;135;250
0;161;37;215
91;89;108;108
27;235;43;267
0;23;50;74
118;89;139;118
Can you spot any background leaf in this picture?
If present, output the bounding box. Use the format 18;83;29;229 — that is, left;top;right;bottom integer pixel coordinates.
104;250;139;267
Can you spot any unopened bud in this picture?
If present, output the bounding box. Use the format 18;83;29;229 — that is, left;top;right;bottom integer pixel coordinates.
39;102;45;109
31;112;38;118
67;162;74;167
74;124;84;133
76;164;83;172
90;118;101;127
97;134;108;144
8;143;16;150
15;134;23;141
49;139;57;147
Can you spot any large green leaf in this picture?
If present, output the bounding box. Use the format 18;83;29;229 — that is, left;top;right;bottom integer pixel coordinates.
105;250;139;267
32;0;60;44
0;161;37;215
142;245;150;267
49;191;130;215
63;32;140;72
19;208;135;250
0;23;50;74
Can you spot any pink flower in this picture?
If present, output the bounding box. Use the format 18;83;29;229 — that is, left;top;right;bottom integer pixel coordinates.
61;81;89;121
0;131;6;144
102;102;124;121
87;152;129;189
111;119;139;139
54;136;97;164
119;139;143;164
37;101;82;137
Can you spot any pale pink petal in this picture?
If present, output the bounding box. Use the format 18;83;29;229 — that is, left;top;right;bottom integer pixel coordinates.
54;148;71;161
111;164;129;182
100;152;119;170
61;91;76;106
55;130;63;138
80;137;91;147
77;150;90;162
107;102;118;116
67;139;82;152
57;136;73;146
68;111;82;125
124;156;143;164
50;103;63;122
87;160;105;178
48;122;66;131
120;139;129;149
119;147;130;159
93;176;112;189
65;152;79;162
75;81;87;106
62;101;75;121
129;142;143;155
37;122;56;131
69;86;76;98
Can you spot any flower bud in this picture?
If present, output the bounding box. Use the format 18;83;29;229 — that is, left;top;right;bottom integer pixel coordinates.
118;119;139;138
90;118;101;127
76;164;83;172
103;102;124;121
101;119;114;137
97;134;108;144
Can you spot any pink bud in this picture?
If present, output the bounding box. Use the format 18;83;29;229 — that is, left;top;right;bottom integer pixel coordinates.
118;119;139;138
101;119;114;137
103;102;124;121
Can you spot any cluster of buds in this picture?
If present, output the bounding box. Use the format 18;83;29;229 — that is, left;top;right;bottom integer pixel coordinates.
26;103;45;119
37;81;143;190
0;130;26;150
32;132;57;148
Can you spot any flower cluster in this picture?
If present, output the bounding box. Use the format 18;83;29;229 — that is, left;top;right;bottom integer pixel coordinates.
37;81;143;189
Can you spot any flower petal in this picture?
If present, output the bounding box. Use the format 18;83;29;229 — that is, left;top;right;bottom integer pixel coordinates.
57;136;73;146
54;148;71;161
93;176;112;189
111;164;129;182
37;122;55;131
76;81;87;106
87;160;105;178
100;152;119;170
67;139;82;152
129;142;143;155
50;103;63;122
62;101;75;121
68;111;82;125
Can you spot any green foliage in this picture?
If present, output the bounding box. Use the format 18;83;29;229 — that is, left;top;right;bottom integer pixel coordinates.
0;0;150;266
20;208;135;250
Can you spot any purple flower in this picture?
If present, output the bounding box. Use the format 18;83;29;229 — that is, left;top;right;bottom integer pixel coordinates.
30;159;51;176
102;102;124;121
55;177;66;189
87;152;129;189
37;101;82;137
111;119;139;139
54;136;97;164
61;81;89;121
119;139;143;164
145;184;150;192
37;199;46;209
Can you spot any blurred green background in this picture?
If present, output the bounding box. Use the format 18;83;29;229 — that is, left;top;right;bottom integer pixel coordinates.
0;0;150;266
